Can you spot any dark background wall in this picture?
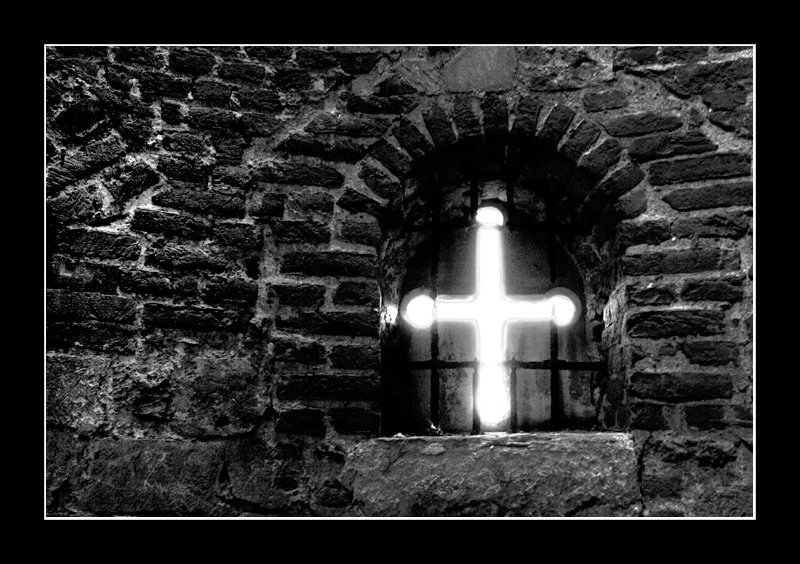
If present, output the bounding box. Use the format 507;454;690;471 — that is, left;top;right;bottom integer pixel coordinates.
45;45;753;517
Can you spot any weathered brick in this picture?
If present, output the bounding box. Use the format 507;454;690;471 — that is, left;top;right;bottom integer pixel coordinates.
481;93;509;135
153;187;245;218
393;118;434;160
358;161;401;200
423;103;458;147
295;47;381;75
603;112;681;137
168;48;215;75
118;269;175;296
255;160;343;188
663;182;752;211
186;107;240;131
329;408;380;435
218;61;266;82
453;95;482;139
680;275;745;302
683;341;739;366
214;223;263;250
271;66;312;89
47;134;127;193
621;247;740;276
131;208;210;240
374;74;418;96
275;408;326;436
702;88;747;111
342;92;418;114
203;276;258;304
281;251;377;277
49;257;123;294
211;133;248;165
641;471;683;498
238;87;282;111
659;46;709;63
191;80;235;107
538;104;575;146
672;210;751;239
616;219;671;250
157;153;211;183
161;100;183;125
276;134;369;162
685;404;727;430
251;193;287;219
339;219;381;247
277;310;378;337
47;290;136;323
630;372;733;401
333;281;379;306
58;228;140;261
579;138;622;177
142;303;242;331
108;163;160;203
559;120;602;163
272;220;331;244
511;96;541;137
329;344;380;369
239;112;280;136
46;354;109;432
272;284;326;307
583;89;628;112
370;139;413;178
47;321;137;353
47;185;104;224
55;99;106;137
659;58;752;97
244;46;293;62
628;131;717;163
146;244;228;272
114;46;161;66
613;46;658;69
626;309;725;338
649;153;751;185
306;112;392;137
337;188;384;217
272;337;326;364
626;281;675;306
277;373;379;401
630;401;667;430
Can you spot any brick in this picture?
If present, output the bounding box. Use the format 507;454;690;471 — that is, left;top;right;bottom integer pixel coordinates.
168;48;215;75
55;99;106;137
244;46;293;62
211;133;248;165
306;113;392;137
46;355;109;432
626;281;675;306
663;182;752;211
191;80;235;107
276;408;326;436
272;220;331;244
339;219;381;247
186;107;240;131
626;309;725;338
118;269;174;296
330;408;380;435
214;223;263;250
276;134;369;162
281;251;377;277
277;373;379;401
161;101;183;125
240;112;280;136
374;74;418;96
333;281;379;307
589;162;645;211
271;66;312;89
583;89;628;112
108;163;160;203
650;153;751;186
393;118;434;160
659;46;709;63
142;303;242;331
603;112;681;137
157;153;211;183
46;134;127;193
628;131;717;163
511;96;541;137
153;187;245;218
342;92;417;114
453;95;482;138
295;47;381;75
47;290;136;323
47;185;104;224
49;257;123;294
680;275;745;302
629;401;667;430
559;120;602;163
329;345;380;369
616;219;671;250
423;103;457;147
659;58;752;97
47;321;137;353
138;70;192;100
641;472;683;498
538;104;575;146
218;61;266;82
358;162;400;200
621;247;740;276
579;138;622;177
481;93;509;135
255;159;343;188
272;284;326;307
238;87;282;111
251;193;287;219
685;404;727;430
146;244;227;272
702;88;747;111
683;341;739;366
114;46;161;66
203;276;258;304
131;208;210;240
613;46;658;69
58;228;140;261
630;372;733;401
272;337;326;364
75;439;224;515
276;310;378;337
337;188;384;217
370;139;413;178
672;210;751;239
287;190;334;217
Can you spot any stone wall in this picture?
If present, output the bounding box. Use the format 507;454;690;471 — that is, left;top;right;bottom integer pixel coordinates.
46;45;753;517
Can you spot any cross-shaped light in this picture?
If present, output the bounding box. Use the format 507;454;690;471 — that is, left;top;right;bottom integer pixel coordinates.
401;206;579;431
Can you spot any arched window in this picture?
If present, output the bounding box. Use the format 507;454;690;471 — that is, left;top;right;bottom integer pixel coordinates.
381;180;606;435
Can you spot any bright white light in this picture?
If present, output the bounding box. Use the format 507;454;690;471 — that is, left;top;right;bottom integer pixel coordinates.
384;304;399;325
403;293;435;328
402;207;580;431
476;206;504;227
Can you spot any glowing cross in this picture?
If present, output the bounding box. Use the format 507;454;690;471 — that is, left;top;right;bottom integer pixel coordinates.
401;206;578;431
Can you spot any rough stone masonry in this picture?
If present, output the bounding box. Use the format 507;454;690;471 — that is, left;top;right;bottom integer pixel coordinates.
46;45;753;517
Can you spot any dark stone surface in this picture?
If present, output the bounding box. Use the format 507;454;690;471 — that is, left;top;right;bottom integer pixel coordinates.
538;104;575;146
560;120;602;162
255;159;344;188
511;96;542;137
192;80;235;107
272;220;331;244
333;281;379;306
680;275;745;302
213;223;263;250
145;243;228;272
442;46;517;92
583;89;628;112
218;61;266;82
339;219;381;247
277;373;379;401
47;290;136;323
276;310;378;337
47;134;127;194
280;251;377;277
683;341;739;366
684;405;727;430
672;210;751;239
616;220;671;250
153;187;245;218
276;408;326;436
57;228;140;261
329;344;380;369
336;188;384;217
662;182;752;211
276;134;369;162
272;284;326;307
630;372;733;401
603;112;682;137
272;337;326;364
131;208;210;240
203;276;258;305
628;131;717;162
621;247;740;276
168;48;215;75
393;117;435;160
626;309;725;337
330;408;380;435
157;153;211;183
626;280;675;306
358;161;402;200
580;138;622;177
141;303;243;331
306;112;392;137
370;138;413;178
